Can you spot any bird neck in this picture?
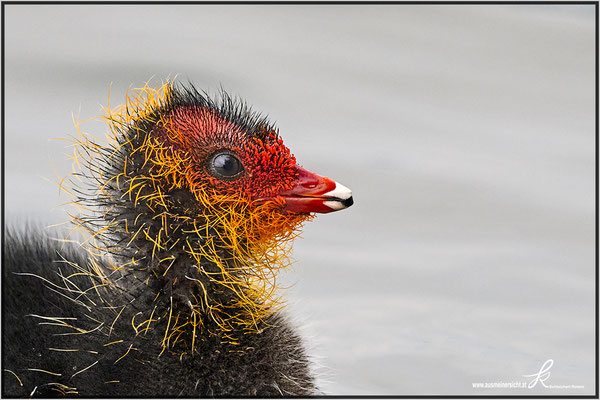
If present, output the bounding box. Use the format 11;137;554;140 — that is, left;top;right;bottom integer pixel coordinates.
79;151;296;344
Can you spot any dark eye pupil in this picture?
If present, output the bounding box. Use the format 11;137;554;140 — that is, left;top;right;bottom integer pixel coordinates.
212;153;242;178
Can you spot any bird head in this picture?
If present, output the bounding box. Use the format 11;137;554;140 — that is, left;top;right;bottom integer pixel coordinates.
65;81;353;347
151;96;353;221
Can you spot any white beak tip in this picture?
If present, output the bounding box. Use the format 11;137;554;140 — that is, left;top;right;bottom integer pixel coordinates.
323;181;353;210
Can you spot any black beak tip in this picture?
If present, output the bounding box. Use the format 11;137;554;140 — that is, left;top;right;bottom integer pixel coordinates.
341;196;354;208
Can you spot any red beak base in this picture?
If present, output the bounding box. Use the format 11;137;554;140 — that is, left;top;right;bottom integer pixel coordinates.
277;166;353;214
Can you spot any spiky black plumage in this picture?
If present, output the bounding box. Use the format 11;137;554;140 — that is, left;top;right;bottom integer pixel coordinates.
2;82;319;397
2;230;316;396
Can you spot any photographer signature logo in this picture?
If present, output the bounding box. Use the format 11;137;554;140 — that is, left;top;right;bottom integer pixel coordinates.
471;359;585;391
523;359;553;388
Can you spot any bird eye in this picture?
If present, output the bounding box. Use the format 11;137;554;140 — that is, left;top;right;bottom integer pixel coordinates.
209;151;244;180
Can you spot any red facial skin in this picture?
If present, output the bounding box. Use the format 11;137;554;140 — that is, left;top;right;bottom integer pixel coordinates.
276;167;341;214
160;106;342;214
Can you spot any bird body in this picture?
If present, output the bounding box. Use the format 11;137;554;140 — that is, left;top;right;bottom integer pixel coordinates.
2;82;352;396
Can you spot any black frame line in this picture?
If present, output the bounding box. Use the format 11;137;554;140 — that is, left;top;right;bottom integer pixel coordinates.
0;1;597;398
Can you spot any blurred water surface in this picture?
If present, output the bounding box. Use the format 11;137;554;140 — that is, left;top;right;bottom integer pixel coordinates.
4;4;595;395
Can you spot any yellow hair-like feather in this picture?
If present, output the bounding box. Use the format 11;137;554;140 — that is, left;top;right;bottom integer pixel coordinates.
60;81;312;356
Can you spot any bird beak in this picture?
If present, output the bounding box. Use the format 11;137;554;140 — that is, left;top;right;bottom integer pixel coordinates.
278;166;353;214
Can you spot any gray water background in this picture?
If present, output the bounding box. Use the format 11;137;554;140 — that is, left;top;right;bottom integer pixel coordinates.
4;5;596;395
